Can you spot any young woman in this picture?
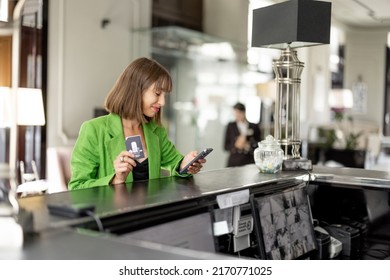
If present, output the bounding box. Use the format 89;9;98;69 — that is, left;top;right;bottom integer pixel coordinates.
68;57;205;190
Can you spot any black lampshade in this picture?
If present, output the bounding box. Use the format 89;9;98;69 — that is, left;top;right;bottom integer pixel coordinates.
251;0;332;49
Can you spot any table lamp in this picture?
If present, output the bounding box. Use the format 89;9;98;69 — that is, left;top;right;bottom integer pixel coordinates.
251;0;331;170
1;88;23;249
0;87;12;127
16;88;45;183
17;88;45;126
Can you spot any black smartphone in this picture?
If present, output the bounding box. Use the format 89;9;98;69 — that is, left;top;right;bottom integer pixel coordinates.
179;148;213;175
47;203;96;218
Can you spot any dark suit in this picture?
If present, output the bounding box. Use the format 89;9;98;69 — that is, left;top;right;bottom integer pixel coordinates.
224;121;261;167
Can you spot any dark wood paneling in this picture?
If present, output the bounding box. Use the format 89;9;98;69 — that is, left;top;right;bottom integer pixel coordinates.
152;0;203;31
0;36;12;86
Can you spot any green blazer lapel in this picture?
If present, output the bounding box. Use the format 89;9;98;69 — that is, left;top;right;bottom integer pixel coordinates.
143;121;160;179
106;114;126;167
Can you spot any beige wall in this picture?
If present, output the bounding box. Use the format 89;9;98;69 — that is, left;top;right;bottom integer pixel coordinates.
47;0;151;147
204;0;248;62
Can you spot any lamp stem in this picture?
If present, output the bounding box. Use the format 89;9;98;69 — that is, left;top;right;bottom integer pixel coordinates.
273;45;303;159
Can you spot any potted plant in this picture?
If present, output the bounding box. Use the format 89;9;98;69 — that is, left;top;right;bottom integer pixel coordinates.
322;112;366;168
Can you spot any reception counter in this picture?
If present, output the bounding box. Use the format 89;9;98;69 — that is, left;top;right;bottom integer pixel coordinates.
2;165;390;259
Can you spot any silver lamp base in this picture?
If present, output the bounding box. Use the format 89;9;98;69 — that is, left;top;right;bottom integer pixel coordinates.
282;158;312;171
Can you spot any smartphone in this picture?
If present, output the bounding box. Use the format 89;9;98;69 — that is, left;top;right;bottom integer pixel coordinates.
179;148;213;175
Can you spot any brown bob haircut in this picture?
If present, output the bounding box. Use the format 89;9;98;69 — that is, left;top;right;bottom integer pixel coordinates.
104;57;172;125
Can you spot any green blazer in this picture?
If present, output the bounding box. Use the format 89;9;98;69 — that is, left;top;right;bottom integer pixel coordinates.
68;113;186;190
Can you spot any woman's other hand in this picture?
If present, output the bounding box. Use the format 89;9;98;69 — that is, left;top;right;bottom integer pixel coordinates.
111;151;137;184
181;151;206;174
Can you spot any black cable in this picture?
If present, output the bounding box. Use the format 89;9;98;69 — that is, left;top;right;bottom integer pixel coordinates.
294;166;313;186
85;210;104;232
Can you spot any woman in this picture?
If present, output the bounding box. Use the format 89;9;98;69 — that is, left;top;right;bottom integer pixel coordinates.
68;57;205;190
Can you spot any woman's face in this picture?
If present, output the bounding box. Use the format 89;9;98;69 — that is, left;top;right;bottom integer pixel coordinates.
142;83;166;118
